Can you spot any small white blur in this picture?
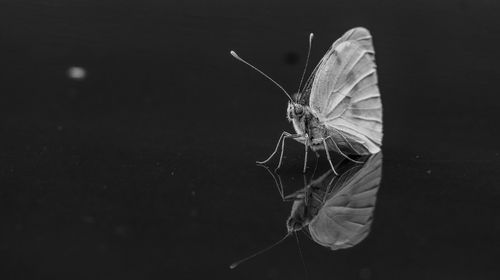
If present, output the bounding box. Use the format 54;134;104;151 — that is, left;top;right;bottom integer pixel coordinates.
67;66;86;80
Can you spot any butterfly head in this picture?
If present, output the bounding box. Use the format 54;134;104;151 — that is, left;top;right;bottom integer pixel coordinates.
286;199;311;232
287;217;304;232
286;102;305;122
287;212;307;232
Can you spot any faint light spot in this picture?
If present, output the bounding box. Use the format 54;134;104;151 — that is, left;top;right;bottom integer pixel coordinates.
57;125;63;131
426;169;432;174
67;66;86;80
171;171;175;176
415;155;420;159
191;190;196;196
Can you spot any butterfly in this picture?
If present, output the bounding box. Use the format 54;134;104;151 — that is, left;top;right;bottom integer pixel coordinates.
231;27;383;174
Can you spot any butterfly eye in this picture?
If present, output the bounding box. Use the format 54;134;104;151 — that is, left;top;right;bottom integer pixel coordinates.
294;106;304;116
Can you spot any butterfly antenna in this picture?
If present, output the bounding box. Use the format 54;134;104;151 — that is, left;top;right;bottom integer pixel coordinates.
230;50;293;102
294;231;309;280
230;232;292;269
297;33;314;93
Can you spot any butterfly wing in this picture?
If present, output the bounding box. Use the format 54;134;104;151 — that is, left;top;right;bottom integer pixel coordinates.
296;27;374;105
309;32;382;154
307;152;382;250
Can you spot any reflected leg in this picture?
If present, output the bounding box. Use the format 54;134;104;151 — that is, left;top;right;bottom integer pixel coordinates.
311;152;320;178
256;163;285;200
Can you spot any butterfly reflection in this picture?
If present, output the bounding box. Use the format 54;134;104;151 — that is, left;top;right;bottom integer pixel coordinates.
269;152;382;250
230;153;382;269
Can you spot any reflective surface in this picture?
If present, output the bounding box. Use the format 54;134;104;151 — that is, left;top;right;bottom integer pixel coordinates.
232;154;381;269
1;0;500;279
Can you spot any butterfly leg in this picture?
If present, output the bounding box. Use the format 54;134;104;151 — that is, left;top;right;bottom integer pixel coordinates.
330;127;363;155
275;132;304;172
324;135;364;164
256;131;288;165
283;192;306;201
322;138;339;175
302;135;309;174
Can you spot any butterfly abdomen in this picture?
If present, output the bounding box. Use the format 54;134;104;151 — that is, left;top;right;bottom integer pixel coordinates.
305;122;370;155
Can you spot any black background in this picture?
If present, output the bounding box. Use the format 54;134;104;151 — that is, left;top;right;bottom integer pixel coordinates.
1;0;500;279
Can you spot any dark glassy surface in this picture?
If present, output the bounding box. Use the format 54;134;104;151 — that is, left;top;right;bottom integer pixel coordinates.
1;0;500;279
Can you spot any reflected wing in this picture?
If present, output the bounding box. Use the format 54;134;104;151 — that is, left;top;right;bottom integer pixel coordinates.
309;38;382;154
308;153;382;250
296;27;374;105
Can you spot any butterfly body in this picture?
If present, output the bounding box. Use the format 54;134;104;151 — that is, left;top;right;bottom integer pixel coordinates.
287;102;372;155
286;170;332;232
